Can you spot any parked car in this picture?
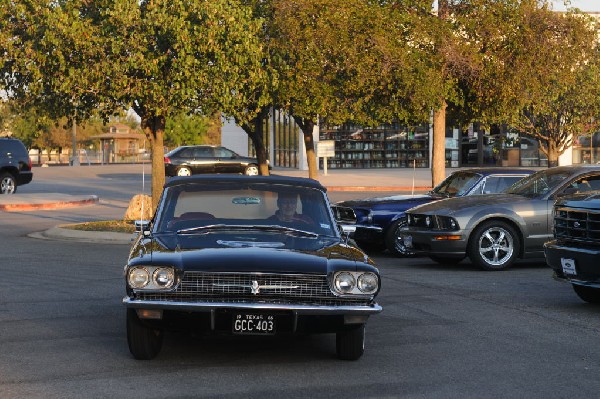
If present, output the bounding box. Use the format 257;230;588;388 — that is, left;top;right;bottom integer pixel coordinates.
336;168;534;256
164;145;269;177
0;137;33;194
545;192;600;303
400;165;600;271
123;175;382;360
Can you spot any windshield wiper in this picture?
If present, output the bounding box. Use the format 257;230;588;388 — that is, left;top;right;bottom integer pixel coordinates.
177;224;319;238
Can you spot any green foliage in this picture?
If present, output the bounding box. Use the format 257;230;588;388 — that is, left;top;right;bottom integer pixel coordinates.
165;113;212;148
271;0;445;127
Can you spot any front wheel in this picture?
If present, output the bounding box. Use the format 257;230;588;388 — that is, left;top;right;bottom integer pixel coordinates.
385;220;415;257
244;164;259;176
176;166;192;177
336;324;365;360
126;309;163;360
572;284;600;304
468;221;520;271
0;172;16;194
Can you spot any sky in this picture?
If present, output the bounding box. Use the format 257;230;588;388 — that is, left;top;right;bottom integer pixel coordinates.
431;2;600;12
552;1;600;11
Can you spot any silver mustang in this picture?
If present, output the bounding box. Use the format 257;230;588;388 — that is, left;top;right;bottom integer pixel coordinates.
401;165;600;270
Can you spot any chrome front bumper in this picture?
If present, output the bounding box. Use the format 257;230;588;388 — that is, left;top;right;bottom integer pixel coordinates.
123;297;382;316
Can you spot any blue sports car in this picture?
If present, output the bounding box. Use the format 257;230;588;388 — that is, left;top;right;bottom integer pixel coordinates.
336;168;534;256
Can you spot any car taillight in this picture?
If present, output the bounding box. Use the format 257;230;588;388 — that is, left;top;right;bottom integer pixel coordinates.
28;157;32;169
164;156;171;164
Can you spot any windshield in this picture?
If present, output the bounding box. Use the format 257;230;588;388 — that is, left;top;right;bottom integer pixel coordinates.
155;183;337;237
431;172;482;197
505;169;571;198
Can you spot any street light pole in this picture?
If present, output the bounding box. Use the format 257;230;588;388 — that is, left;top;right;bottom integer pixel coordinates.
71;108;80;166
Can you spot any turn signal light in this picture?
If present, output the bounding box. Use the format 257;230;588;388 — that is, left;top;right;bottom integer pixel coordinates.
433;235;462;240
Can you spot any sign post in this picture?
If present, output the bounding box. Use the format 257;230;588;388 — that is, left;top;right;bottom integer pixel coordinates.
316;140;335;176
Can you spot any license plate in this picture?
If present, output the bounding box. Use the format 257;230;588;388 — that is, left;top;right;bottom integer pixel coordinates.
561;258;576;276
232;313;276;335
402;235;413;248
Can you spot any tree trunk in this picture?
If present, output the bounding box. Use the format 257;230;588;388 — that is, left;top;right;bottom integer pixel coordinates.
239;107;270;175
206;111;222;145
141;115;166;211
432;102;447;187
293;116;318;180
546;140;559;168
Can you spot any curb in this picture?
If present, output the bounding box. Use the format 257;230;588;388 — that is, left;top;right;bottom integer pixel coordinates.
29;225;134;244
0;195;99;211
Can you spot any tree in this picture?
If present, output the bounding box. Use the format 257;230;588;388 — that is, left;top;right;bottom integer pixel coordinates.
271;0;444;179
0;0;268;208
164;113;212;149
488;5;600;166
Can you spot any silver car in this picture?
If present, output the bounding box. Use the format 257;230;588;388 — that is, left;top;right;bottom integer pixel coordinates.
401;166;600;270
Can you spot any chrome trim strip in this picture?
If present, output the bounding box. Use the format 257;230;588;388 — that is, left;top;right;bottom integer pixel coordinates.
123;297;382;315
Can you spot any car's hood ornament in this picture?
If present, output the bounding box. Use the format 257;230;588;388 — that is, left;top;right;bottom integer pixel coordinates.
214;280;299;295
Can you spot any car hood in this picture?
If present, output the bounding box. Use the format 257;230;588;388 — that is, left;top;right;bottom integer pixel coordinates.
555;192;600;210
129;233;367;274
338;194;434;208
408;193;529;215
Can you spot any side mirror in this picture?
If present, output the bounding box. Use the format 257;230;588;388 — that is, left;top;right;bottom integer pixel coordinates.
331;206;357;238
134;220;151;237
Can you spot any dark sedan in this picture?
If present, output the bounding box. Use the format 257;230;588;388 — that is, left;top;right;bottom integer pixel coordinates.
336;168;533;256
123;175;382;360
401;165;600;270
164;145;267;177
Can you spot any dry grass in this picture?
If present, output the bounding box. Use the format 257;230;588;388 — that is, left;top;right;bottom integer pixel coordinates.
63;220;137;233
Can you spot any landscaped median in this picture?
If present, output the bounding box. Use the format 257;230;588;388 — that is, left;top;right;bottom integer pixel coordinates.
30;221;136;244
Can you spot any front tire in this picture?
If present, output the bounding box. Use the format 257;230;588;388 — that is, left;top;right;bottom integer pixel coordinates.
385;220;415;257
244;164;259;176
126;309;163;360
468;221;519;271
0;172;16;194
572;284;600;304
336;324;365;360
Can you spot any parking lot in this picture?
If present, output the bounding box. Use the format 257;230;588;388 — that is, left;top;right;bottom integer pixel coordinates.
1;165;599;398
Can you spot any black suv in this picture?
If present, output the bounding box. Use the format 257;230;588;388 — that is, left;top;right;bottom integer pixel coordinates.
164;145;268;177
545;192;600;303
0;137;33;194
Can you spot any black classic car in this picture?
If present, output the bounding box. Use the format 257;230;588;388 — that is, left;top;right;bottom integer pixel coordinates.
336;168;533;256
401;165;600;271
545;193;600;303
164;145;268;177
123;175;382;360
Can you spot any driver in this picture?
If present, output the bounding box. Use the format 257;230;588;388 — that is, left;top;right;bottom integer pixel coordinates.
267;192;313;224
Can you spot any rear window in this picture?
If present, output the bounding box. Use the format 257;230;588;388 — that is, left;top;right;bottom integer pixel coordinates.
1;139;28;157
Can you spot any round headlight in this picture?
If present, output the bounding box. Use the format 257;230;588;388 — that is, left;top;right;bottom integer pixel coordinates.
153;268;174;288
335;272;356;294
357;273;378;294
128;267;150;289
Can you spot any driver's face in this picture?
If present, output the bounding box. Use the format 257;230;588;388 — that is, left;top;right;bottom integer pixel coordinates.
278;197;297;216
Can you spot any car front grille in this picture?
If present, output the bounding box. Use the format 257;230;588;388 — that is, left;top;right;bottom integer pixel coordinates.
554;206;600;245
134;272;370;306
